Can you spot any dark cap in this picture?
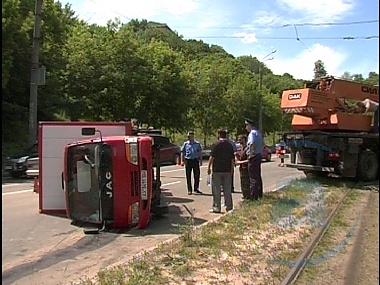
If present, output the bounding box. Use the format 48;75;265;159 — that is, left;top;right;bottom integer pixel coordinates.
244;118;255;125
187;131;195;136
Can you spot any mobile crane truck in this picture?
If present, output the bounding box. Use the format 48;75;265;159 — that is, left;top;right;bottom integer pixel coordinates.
280;76;379;181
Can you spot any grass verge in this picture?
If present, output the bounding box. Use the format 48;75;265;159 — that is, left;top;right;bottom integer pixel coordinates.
74;177;356;285
294;184;375;285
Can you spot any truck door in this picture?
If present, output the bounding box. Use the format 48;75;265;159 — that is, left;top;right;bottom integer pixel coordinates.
65;143;105;225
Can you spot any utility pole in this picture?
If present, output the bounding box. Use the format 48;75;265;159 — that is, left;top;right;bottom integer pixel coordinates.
28;0;43;146
258;63;263;133
258;49;277;133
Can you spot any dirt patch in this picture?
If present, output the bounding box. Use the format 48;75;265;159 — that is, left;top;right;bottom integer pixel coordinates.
295;188;379;285
77;179;349;285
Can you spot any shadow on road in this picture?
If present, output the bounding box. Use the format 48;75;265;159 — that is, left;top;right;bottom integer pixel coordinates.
116;189;209;236
1;188;208;285
2;231;121;285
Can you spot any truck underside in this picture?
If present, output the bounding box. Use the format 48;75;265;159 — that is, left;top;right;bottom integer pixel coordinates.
283;131;379;182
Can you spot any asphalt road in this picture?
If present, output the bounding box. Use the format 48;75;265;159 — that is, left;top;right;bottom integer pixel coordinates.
2;157;304;285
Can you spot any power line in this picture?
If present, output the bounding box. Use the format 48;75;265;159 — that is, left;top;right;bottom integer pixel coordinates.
88;0;131;21
284;19;379;27
187;35;379;40
173;20;379;30
293;25;312;52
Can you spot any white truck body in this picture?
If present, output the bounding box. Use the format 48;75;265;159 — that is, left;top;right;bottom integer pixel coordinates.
38;121;130;215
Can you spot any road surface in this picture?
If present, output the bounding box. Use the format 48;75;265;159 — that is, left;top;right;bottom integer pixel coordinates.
2;157;303;285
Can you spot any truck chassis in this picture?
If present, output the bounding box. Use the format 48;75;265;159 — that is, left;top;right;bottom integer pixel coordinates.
283;131;379;182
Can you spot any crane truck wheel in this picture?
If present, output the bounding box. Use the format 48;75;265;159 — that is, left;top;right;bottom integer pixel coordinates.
357;150;378;182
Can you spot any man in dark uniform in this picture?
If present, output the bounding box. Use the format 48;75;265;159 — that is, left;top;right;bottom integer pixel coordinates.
180;131;203;195
245;118;264;200
235;134;250;199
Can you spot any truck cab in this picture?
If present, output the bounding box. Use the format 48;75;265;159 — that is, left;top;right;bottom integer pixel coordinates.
63;132;166;230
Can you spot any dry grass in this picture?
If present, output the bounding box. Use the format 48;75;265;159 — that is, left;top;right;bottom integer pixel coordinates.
75;177;353;285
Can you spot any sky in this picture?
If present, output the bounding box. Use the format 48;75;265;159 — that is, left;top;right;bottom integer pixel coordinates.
64;0;379;80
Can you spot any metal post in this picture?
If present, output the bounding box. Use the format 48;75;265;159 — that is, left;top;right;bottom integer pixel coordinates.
28;0;43;146
257;49;277;134
258;63;263;133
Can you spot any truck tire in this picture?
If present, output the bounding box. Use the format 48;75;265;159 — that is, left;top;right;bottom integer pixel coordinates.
357;150;378;182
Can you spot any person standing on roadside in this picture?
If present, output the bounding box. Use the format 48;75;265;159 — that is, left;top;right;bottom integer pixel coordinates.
207;128;235;213
226;130;237;193
245;118;264;200
180;131;203;195
235;134;250;199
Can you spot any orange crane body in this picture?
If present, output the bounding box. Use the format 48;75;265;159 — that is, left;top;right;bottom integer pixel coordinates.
281;77;378;132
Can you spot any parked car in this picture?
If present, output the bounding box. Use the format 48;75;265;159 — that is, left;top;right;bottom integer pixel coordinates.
4;143;38;178
233;143;272;162
267;145;277;154
201;147;212;159
261;145;272;162
26;156;39;178
203;141;240;159
275;141;290;155
146;134;181;165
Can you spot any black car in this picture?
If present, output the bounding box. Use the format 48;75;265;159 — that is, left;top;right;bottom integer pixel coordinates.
4;143;38;178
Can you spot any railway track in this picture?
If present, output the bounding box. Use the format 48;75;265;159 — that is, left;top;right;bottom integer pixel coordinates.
280;182;379;285
280;188;353;285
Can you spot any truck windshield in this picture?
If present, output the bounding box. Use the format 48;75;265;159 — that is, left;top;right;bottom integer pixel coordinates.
66;143;102;223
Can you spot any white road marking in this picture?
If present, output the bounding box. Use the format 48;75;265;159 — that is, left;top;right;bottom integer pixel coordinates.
2;189;33;196
161;181;181;187
2;182;182;196
160;165;207;174
2;183;33;188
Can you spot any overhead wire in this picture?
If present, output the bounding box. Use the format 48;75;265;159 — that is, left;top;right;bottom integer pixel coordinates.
293;24;312;52
188;35;379;40
173;20;379;30
66;3;379;43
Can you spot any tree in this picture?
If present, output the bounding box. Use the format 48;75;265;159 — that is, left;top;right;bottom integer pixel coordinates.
313;60;327;79
365;72;379;86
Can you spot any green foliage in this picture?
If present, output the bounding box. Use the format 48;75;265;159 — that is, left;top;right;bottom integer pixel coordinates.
2;8;378;156
313;59;327;79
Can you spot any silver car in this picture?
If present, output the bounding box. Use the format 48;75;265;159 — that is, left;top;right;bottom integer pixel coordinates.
26;156;39;178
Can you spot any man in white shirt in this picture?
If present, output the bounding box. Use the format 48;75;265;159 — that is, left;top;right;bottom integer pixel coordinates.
357;99;379;133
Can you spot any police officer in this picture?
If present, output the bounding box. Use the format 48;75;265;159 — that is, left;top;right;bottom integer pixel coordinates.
226;130;237;193
180;131;203;195
245;118;264;200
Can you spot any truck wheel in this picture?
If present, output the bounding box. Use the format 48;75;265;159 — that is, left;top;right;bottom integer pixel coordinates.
357;150;378;182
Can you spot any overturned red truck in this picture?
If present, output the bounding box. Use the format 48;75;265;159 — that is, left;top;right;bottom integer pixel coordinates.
38;121;168;231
